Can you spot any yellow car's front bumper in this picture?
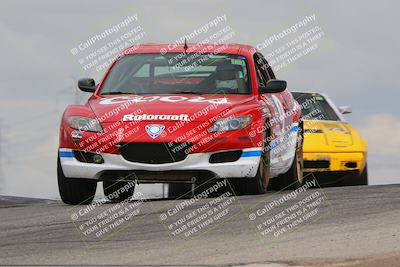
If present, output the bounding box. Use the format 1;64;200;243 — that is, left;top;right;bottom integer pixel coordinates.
303;152;366;174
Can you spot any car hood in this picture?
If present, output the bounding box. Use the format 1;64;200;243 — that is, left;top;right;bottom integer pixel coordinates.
88;94;257;123
303;120;367;152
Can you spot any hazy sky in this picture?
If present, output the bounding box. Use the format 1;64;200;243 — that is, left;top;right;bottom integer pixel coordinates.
0;0;399;198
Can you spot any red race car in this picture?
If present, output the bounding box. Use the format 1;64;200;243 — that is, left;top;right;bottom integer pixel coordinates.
58;43;303;204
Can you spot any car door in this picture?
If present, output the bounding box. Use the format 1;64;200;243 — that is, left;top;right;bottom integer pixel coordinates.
259;53;296;134
254;53;285;141
255;52;297;177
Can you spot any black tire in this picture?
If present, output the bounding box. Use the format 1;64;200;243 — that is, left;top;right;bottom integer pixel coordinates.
229;167;269;195
58;155;97;205
229;129;270;195
168;183;192;199
271;128;304;190
103;180;135;202
343;164;368;186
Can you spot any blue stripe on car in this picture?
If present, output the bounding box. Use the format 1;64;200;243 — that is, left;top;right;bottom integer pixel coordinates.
241;151;262;157
59;151;74;158
290;125;299;133
269;125;299;150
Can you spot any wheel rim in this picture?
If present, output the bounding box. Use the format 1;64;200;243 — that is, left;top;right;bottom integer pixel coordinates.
296;133;304;184
259;133;270;190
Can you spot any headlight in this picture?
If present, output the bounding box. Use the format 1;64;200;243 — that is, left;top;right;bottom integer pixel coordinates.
68;116;103;132
208;116;252;133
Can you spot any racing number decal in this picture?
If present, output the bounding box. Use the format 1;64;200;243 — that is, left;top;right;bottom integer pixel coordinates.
259;94;286;144
271;95;285;119
270;95;285;136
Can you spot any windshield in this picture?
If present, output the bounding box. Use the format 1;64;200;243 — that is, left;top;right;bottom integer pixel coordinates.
293;92;341;121
100;53;251;95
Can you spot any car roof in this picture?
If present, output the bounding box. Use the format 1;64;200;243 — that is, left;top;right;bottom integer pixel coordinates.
121;43;256;56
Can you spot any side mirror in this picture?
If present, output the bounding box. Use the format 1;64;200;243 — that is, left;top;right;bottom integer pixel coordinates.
259;79;287;94
78;78;96;93
339;105;352;114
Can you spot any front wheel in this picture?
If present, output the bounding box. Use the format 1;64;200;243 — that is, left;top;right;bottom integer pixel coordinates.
229;163;269;195
229;132;270;195
58;156;97;205
271;130;304;190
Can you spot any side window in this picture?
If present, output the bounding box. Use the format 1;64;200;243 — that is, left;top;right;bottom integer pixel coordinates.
257;53;276;80
253;54;268;86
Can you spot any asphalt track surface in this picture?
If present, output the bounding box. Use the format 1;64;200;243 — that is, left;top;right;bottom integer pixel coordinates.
1;184;400;267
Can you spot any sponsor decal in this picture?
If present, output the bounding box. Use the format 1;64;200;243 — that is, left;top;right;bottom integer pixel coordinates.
123;113;189;122
145;124;165;139
99;95;229;105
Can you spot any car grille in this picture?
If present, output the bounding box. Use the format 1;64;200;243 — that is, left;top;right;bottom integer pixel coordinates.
118;142;191;164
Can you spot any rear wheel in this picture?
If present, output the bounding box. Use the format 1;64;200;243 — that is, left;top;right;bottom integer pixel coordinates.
58;155;97;205
271;128;304;190
103;180;135;202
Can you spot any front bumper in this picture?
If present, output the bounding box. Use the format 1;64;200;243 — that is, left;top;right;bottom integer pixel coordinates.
303;152;366;173
59;147;262;181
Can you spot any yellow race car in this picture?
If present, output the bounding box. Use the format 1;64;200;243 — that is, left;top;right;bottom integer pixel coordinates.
293;92;368;186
